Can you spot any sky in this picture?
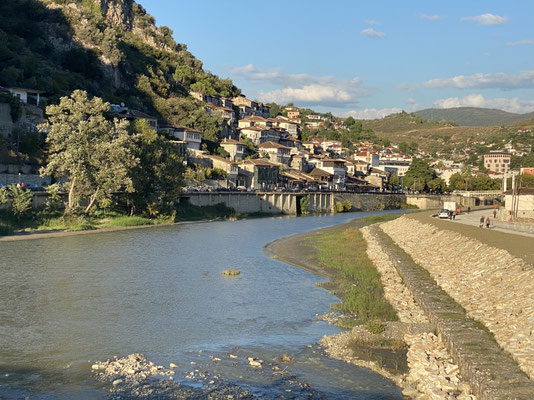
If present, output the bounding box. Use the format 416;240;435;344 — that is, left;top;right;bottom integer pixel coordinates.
143;1;534;119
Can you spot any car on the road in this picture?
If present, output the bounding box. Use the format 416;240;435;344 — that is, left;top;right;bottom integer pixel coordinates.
438;209;449;219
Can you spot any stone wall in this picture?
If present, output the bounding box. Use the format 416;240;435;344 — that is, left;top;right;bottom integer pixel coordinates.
361;226;475;399
381;217;534;381
405;194;477;210
0;173;50;186
334;193;406;211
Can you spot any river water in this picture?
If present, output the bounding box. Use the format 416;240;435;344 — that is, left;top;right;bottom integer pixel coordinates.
0;212;403;399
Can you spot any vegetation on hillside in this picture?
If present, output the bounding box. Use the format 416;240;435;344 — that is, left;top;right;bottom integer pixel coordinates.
0;0;239;141
414;107;534;127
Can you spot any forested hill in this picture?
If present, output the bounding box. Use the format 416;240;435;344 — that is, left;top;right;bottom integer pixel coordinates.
0;0;240;140
414;107;534;127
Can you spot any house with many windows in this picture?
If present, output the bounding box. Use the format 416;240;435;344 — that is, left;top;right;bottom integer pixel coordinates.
258;141;292;165
484;152;511;175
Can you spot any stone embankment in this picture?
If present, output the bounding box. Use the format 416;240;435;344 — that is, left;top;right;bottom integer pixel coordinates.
381;217;534;381
362;226;475;399
321;225;476;399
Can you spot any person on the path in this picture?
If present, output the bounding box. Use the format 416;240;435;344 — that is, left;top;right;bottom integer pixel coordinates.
452;211;456;220
457;206;461;215
467;206;471;214
485;216;491;228
493;209;497;219
479;216;485;228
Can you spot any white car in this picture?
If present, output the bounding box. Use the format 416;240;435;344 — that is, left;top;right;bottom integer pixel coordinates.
438;209;449;219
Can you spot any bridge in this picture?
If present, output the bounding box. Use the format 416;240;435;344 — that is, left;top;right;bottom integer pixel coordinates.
180;191;496;215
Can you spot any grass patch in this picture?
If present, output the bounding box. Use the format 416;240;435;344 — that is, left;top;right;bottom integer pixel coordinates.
105;215;151;227
314;228;398;325
38;215;97;231
362;214;402;225
222;269;241;276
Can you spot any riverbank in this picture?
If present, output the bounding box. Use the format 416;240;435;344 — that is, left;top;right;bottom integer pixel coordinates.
268;211;534;399
0;203;272;242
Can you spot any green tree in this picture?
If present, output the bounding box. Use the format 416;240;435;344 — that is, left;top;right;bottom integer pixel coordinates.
39;90;138;214
388;173;399;187
427;177;446;192
403;158;436;191
128;119;185;214
448;172;466;191
8;185;32;218
267;102;282;118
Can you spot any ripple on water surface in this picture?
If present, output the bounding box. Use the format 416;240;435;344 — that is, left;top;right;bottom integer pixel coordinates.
0;211;404;398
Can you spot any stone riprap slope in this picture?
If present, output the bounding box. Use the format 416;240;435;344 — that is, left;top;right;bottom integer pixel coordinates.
362;226;475;400
381;216;534;380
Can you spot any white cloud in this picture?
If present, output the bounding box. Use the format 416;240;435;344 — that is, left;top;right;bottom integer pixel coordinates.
423;70;534;90
506;39;534;46
346;108;403;120
230;64;369;106
461;13;507;25
433;94;534;114
364;19;379;25
406;98;416;104
420;13;444;20
361;28;386;38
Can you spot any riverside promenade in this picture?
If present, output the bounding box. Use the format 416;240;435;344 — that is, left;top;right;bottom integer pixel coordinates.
410;210;534;265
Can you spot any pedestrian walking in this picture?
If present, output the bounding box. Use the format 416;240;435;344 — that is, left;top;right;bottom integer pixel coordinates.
479;216;484;228
485;216;491;228
467;206;471;214
452;211;456;220
493;209;497;219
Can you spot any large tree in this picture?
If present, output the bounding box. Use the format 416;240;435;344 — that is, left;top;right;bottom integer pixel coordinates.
127;120;185;214
403;158;436;191
40;90;138;213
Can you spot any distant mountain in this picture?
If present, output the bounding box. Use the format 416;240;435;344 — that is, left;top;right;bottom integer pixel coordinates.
414;107;534;127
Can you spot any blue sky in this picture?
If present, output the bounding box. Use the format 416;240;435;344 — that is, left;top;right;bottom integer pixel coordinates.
143;1;534;119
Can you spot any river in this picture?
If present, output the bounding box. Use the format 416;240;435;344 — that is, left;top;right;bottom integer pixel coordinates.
0;212;403;399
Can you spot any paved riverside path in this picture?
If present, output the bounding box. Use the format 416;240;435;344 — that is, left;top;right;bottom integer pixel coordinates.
371;225;534;400
406;210;534;265
437;208;534;238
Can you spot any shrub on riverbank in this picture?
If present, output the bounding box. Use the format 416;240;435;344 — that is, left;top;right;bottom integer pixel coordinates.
315;227;398;324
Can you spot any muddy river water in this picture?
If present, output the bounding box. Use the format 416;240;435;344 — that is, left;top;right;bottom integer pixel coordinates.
0;212;403;399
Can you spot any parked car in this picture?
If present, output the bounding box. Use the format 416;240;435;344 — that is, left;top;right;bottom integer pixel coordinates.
438;209;449;219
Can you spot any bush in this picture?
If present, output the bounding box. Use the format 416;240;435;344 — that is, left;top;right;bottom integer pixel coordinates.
342;199;352;212
299;195;310;215
8;185;33;218
335;201;344;213
0;221;14;236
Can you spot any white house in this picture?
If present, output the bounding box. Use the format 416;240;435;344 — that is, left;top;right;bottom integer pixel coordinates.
8;87;45;106
160;126;202;153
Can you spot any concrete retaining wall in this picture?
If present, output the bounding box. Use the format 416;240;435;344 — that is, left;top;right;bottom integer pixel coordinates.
0;173;51;186
405;194;477;210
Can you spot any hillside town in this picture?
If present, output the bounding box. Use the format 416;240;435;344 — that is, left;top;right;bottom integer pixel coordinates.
1;86;533;196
